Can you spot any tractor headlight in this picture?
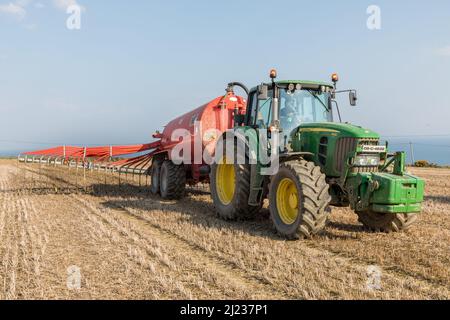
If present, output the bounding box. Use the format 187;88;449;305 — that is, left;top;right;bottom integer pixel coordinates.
353;154;380;166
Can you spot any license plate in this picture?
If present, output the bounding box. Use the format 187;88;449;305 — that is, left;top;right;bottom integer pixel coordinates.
361;145;386;153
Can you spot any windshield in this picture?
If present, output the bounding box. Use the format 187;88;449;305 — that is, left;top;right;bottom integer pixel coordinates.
279;88;332;142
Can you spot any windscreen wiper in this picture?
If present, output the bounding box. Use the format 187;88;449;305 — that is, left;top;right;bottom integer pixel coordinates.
306;90;330;112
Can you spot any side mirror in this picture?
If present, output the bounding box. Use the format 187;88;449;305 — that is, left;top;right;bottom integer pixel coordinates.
349;91;357;106
258;84;269;100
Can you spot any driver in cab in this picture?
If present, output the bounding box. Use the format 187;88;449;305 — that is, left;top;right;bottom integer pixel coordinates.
280;94;302;138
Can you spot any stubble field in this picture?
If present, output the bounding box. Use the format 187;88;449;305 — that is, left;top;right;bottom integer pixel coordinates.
0;159;449;300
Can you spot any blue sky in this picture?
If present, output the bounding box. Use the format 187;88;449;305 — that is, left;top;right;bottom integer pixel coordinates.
1;0;450;154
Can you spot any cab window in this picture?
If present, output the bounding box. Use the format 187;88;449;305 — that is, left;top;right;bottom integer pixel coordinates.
255;90;273;128
247;91;258;125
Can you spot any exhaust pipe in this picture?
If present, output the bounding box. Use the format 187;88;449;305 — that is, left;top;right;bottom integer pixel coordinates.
269;69;280;128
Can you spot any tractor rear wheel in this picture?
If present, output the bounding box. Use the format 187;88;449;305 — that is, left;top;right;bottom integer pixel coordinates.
269;160;331;239
150;159;163;195
160;160;186;199
356;211;418;232
210;155;260;220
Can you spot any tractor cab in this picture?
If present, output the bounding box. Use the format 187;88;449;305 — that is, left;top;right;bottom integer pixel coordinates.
245;80;335;150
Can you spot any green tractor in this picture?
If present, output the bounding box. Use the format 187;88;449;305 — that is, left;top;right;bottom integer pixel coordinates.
210;70;424;239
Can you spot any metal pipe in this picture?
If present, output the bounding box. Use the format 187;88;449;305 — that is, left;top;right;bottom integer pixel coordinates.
272;97;279;127
271;78;280;128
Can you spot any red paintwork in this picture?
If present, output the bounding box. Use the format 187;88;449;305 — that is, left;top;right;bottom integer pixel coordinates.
24;142;160;158
160;92;246;162
23;92;247;182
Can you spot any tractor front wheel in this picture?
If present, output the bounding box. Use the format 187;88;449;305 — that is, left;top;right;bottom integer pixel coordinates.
269;160;331;239
159;160;186;199
356;211;418;232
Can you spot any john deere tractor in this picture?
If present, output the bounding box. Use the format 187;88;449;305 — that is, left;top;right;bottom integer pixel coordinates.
210;70;424;239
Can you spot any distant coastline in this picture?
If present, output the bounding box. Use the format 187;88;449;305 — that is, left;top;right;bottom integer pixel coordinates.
2;137;449;166
385;137;450;166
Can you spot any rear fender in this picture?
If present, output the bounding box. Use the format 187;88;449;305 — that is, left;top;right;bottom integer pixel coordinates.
217;128;263;206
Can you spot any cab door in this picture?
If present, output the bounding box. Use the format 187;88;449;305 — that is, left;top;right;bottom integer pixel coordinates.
246;89;273;128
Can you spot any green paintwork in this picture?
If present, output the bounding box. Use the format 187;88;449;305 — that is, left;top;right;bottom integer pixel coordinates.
234;126;259;158
344;172;424;214
393;151;405;175
289;122;424;215
299;122;380;139
231;126;264;205
275;80;334;87
371;203;422;213
249;80;334;92
345;172;425;213
229;80;425;218
291;122;379;177
370;172;424;206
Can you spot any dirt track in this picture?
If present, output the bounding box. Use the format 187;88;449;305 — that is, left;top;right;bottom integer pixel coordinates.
0;159;449;299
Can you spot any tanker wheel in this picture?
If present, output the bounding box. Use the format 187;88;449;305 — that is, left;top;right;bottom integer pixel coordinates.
356;211;418;232
150;159;163;195
269;160;331;239
159;160;186;200
210;155;261;220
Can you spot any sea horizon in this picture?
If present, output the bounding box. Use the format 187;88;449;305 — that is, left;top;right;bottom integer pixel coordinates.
1;137;449;165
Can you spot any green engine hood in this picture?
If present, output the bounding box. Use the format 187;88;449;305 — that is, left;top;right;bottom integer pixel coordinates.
298;122;380;139
291;122;381;178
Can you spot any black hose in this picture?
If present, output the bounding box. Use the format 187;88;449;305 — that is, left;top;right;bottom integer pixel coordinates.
227;82;249;96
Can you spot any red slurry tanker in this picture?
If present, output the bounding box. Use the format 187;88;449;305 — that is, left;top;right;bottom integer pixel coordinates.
23;83;249;197
150;85;248;196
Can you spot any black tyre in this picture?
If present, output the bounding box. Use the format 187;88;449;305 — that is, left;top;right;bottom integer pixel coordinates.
356;211;418;232
269;160;331;239
210;156;261;220
150;160;162;195
159;160;186;199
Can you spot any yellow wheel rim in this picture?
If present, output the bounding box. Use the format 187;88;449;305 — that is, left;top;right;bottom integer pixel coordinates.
276;178;299;225
216;157;235;205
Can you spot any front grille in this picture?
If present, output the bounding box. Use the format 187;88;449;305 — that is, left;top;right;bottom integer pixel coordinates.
335;137;380;173
335;138;358;172
359;138;379;146
318;137;328;166
350;166;379;173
